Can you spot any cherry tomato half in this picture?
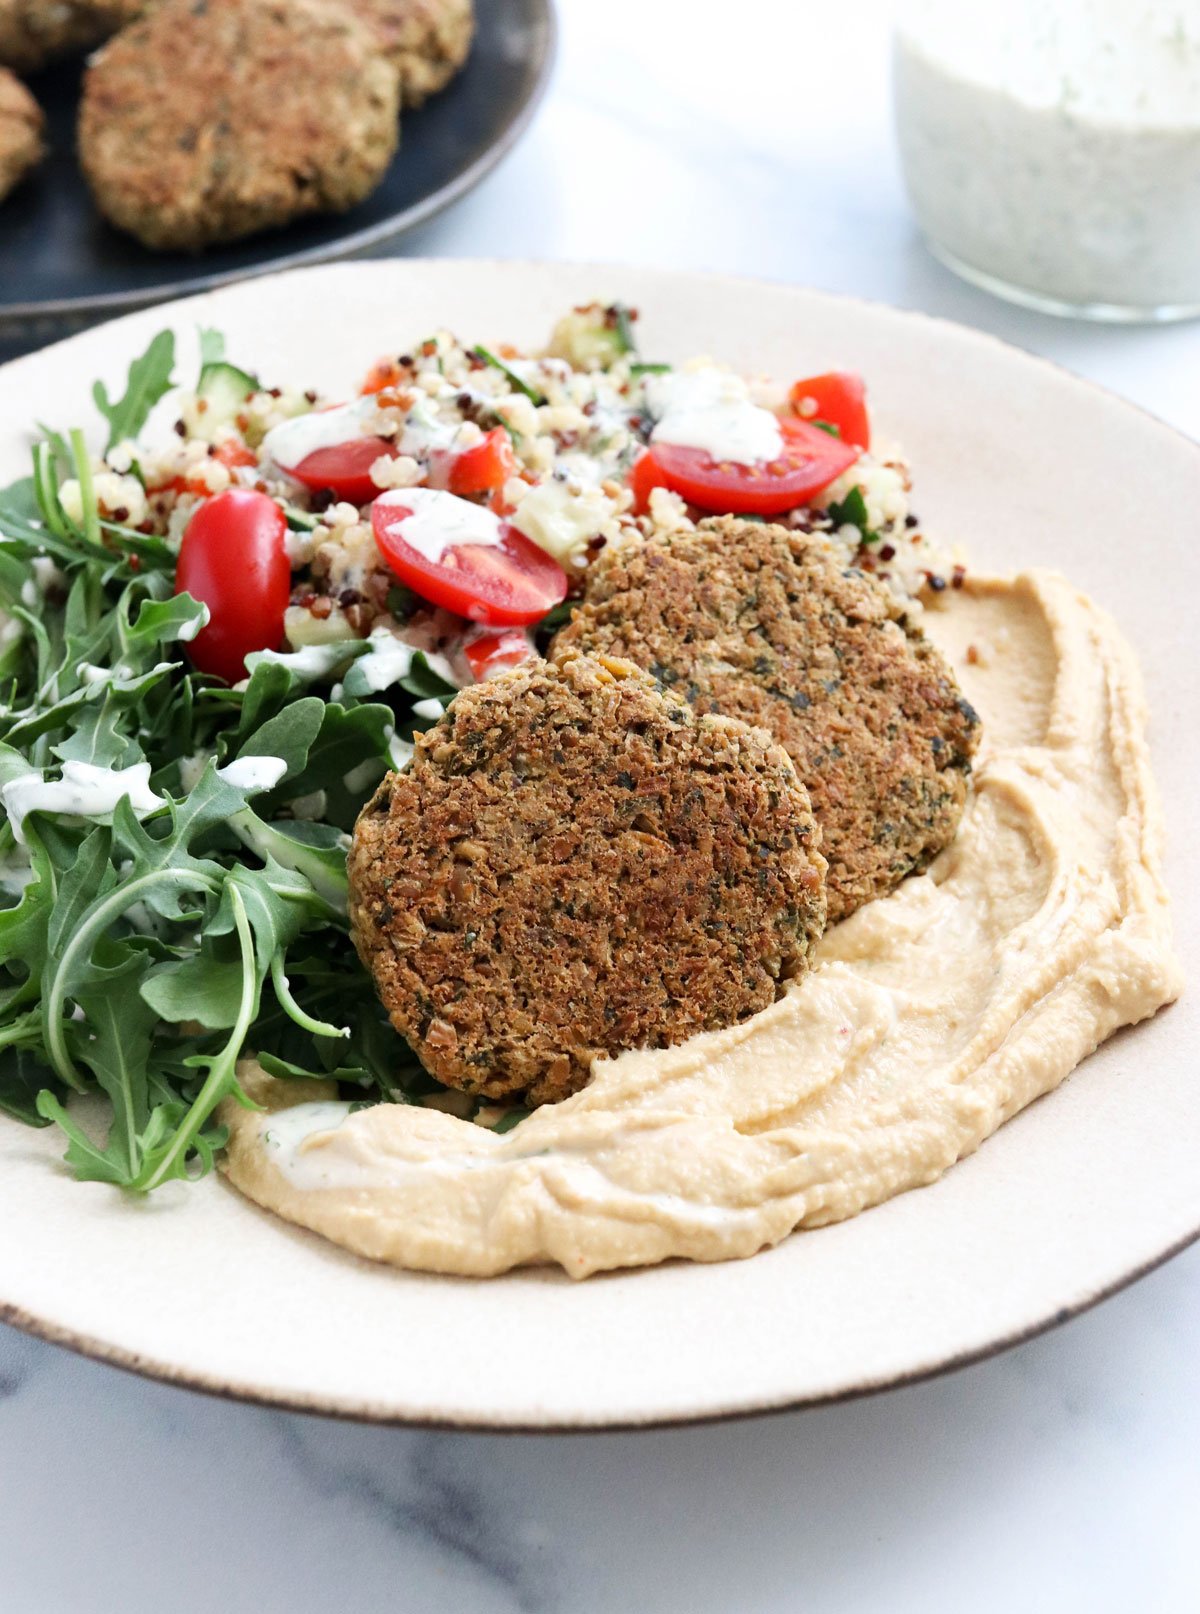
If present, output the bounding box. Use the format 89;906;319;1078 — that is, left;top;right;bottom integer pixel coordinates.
149;436;259;498
435;429;518;499
788;372;870;451
627;448;674;516
463;627;536;681
634;417;859;518
212;438;258;472
286;437;398;505
175;490;290;684
371;496;567;627
360;358;407;395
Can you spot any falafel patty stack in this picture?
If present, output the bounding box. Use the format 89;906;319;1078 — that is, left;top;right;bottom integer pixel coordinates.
349;652;828;1107
78;0;401;250
0;0;147;73
554;517;981;922
0;63;42;199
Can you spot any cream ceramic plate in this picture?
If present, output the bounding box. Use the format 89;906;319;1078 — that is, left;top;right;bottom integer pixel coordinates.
0;263;1196;1429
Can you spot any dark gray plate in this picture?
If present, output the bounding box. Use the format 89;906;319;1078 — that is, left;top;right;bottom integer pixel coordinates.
0;0;554;340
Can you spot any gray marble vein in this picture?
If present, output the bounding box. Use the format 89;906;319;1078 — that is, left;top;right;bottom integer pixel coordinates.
271;1420;556;1612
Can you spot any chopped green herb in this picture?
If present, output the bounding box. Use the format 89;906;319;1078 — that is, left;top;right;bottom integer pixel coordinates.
471;345;546;406
611;303;637;355
826;484;879;543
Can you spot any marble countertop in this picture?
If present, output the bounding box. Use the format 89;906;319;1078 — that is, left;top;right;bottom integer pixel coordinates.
2;3;1197;1609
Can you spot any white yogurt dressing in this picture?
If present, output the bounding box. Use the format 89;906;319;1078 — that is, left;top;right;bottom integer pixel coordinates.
260;397;386;470
244;641;360;683
894;0;1200;313
261;396;472;476
373;487;505;565
1;761;164;845
343;621;459;696
645;368;783;464
260;1102;359;1188
216;755;288;793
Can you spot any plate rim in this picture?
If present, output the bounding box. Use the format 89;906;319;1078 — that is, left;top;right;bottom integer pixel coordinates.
3;1218;1197;1432
0;0;557;333
1;258;1197;1430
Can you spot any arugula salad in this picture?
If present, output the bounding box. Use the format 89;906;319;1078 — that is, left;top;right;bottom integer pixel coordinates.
0;306;944;1193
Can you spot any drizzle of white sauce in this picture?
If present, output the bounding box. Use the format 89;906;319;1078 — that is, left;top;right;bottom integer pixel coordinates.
2;761;165;845
176;603;211;642
244;641;360;683
260;397;384;471
387;733;415;772
216;755;288;793
178;751;211;792
645;367;783;465
343;758;384;794
373;487;505;566
344;624;459;697
397;397;473;459
410;697;446;721
261;1102;358;1188
30;556;64;595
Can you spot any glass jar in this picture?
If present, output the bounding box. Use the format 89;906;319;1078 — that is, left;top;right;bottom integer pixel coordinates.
893;0;1200;321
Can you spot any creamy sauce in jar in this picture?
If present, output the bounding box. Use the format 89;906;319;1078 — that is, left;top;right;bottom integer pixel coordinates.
894;0;1200;316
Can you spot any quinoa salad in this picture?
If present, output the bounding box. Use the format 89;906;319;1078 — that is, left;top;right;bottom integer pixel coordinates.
0;303;962;1192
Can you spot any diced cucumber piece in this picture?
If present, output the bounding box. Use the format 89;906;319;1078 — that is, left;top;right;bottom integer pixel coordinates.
196;361;258;422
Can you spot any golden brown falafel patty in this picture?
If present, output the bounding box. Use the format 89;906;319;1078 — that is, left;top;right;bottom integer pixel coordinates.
78;0;400;251
356;0;473;108
0;65;42;200
0;0;148;74
349;651;827;1106
554;517;980;923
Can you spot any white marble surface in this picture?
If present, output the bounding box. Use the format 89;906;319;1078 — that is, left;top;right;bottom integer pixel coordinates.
3;3;1198;1609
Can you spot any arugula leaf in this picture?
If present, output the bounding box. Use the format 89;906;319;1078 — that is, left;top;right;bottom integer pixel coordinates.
73;950;159;1178
92;331;176;452
0;1039;61;1126
0;350;485;1192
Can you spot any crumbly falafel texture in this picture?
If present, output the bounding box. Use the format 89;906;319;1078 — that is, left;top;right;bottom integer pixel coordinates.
349;651;827;1105
0;63;42;200
78;0;400;250
554;516;980;922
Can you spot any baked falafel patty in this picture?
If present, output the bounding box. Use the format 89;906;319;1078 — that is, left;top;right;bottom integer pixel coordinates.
349;651;827;1106
554;516;980;923
78;0;400;251
357;0;473;108
0;64;42;200
0;0;147;73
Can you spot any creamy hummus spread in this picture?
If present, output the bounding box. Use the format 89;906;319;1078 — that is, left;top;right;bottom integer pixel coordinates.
221;571;1183;1277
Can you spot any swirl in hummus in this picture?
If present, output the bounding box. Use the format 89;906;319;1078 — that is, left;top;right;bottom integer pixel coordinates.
221;569;1183;1277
